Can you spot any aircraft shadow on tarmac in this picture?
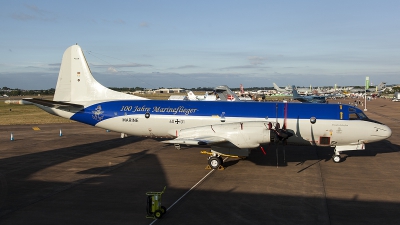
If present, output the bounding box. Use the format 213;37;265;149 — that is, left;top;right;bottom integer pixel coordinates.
1;137;400;225
0;136;145;218
163;139;399;169
229;139;400;168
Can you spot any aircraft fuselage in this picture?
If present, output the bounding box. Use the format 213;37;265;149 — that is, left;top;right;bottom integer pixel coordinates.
45;100;391;148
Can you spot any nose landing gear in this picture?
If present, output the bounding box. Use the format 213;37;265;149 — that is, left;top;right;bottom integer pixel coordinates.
332;147;342;163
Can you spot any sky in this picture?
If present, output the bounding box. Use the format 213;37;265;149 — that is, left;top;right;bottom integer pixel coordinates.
1;0;399;90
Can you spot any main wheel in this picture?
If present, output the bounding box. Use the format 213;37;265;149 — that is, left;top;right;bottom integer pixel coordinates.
154;210;163;219
208;156;221;169
332;155;341;163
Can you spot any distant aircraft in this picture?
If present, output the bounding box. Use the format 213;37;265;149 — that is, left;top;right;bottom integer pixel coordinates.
186;91;217;101
292;85;327;103
295;85;318;95
274;83;319;95
25;45;392;168
349;82;386;93
187;91;199;100
273;83;292;93
184;86;241;101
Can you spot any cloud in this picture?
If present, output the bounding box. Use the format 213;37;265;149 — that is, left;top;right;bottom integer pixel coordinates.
220;65;256;70
113;19;126;24
11;13;37;21
168;65;198;70
140;22;149;27
92;63;152;69
25;4;44;14
48;63;61;67
248;56;267;65
107;67;118;73
219;65;270;70
218;56;269;71
101;19;126;24
11;4;56;22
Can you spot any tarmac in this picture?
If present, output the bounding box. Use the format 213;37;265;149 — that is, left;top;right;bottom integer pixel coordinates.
0;98;399;225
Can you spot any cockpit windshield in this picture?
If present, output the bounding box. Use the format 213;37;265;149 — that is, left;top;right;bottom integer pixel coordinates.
348;107;382;124
349;108;368;120
357;112;367;120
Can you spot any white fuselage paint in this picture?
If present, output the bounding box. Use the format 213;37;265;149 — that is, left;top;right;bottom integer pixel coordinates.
46;105;391;149
94;114;390;148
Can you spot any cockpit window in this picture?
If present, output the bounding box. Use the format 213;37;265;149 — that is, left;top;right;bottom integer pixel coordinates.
357;112;367;120
349;113;359;120
349;108;356;112
348;106;382;124
349;111;368;120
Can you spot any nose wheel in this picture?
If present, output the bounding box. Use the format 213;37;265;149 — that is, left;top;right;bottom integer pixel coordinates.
332;148;341;163
332;155;341;163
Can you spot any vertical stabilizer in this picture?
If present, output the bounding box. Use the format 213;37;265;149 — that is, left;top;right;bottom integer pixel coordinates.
187;91;197;100
377;82;386;91
54;44;146;102
291;85;300;98
273;83;282;92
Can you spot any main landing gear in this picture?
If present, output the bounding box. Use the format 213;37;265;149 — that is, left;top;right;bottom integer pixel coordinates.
208;155;224;170
201;150;246;170
200;151;226;170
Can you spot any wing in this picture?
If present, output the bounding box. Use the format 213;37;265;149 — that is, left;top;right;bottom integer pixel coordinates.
162;136;227;146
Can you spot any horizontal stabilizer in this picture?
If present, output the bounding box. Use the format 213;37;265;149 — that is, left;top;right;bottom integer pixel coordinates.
162;136;227;146
23;98;84;113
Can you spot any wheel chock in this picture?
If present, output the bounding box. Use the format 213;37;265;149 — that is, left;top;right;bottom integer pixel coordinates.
205;165;225;170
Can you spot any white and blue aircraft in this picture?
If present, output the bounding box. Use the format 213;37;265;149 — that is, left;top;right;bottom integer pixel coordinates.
25;45;392;168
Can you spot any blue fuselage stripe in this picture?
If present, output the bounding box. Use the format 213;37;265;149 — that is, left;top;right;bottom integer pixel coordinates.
70;100;358;126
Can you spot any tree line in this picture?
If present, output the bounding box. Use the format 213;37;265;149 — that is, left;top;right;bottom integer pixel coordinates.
1;86;399;97
1;87;55;96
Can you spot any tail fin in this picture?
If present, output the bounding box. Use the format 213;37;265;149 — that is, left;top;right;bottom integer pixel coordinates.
54;44;146;102
376;82;386;90
187;91;197;100
291;85;300;98
273;83;281;91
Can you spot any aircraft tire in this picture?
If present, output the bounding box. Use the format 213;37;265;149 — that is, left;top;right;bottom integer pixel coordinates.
154;210;163;219
208;156;221;169
332;155;341;163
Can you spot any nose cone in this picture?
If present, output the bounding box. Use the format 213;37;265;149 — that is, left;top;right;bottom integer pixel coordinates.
372;124;392;141
384;125;392;139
